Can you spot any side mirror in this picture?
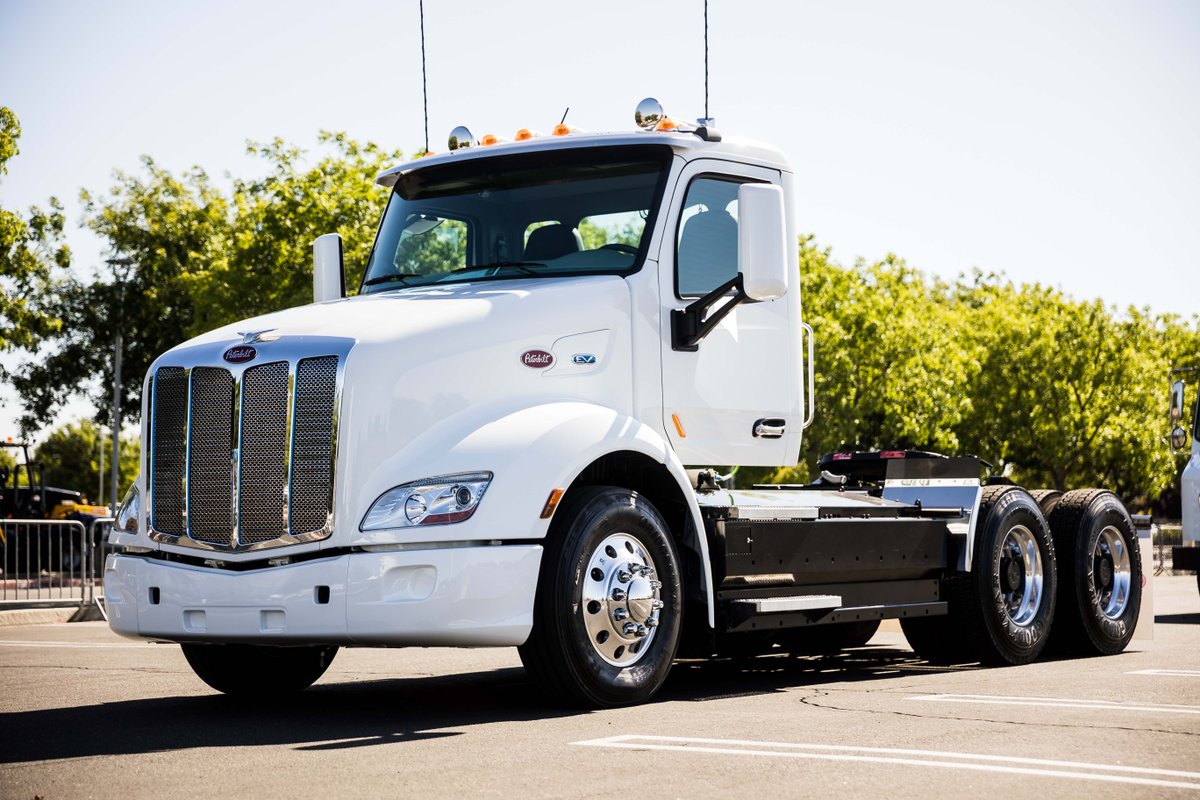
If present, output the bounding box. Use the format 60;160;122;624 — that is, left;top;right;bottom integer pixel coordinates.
1170;379;1186;422
1171;426;1190;451
737;183;788;301
313;233;345;303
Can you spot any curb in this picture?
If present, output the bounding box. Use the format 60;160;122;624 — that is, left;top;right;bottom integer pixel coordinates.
0;607;77;627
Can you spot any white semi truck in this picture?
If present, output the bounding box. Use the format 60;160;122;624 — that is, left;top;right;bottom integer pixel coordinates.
1169;376;1200;593
107;101;1145;706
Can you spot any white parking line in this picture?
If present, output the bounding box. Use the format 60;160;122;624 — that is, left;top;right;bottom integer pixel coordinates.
0;640;151;649
571;735;1200;790
1128;669;1200;677
908;693;1200;715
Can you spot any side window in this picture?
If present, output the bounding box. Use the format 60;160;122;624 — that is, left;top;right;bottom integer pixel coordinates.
676;177;742;296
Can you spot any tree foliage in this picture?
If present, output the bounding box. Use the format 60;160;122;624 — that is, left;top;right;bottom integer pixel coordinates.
3;128;1196;510
33;420;139;500
0;107;69;353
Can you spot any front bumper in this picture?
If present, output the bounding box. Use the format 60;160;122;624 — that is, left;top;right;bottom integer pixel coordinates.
105;544;542;647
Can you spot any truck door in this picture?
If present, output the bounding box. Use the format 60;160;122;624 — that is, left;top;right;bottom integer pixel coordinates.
657;159;803;467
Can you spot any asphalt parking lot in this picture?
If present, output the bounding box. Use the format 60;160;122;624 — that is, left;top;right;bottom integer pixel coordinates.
1;576;1197;800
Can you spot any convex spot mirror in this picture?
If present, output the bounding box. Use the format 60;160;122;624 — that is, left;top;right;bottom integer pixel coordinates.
1170;379;1186;422
737;183;788;301
1171;426;1189;451
313;233;346;303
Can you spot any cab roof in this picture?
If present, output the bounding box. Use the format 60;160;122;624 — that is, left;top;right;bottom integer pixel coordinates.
375;130;792;187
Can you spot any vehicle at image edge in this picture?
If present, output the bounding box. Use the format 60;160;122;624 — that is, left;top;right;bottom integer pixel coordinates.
2;440;109;571
104;99;1148;707
1168;375;1200;595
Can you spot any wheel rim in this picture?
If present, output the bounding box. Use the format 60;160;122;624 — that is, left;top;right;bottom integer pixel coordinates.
1092;525;1131;620
997;524;1043;627
581;532;663;667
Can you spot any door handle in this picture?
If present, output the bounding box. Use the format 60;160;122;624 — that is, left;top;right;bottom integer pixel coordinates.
753;418;786;439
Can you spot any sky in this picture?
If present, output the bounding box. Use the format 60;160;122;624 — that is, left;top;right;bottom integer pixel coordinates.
1;0;1198;443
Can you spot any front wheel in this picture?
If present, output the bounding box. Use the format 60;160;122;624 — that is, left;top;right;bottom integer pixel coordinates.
519;486;682;707
181;643;338;697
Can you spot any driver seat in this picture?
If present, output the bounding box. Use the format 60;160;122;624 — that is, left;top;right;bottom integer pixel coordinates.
524;224;583;261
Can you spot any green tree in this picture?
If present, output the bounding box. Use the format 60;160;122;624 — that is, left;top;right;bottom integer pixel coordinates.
0;107;69;353
8;132;400;432
188;132;401;332
33;420;139;500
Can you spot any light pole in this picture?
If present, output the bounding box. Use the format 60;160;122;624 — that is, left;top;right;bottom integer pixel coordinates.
106;257;133;514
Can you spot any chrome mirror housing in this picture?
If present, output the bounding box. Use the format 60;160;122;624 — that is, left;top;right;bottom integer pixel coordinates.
634;97;664;129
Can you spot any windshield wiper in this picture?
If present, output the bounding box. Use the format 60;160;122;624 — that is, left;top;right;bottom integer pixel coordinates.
448;261;546;276
362;272;424;287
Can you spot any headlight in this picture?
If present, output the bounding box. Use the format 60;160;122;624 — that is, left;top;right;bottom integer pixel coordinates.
361;471;492;531
116;480;140;534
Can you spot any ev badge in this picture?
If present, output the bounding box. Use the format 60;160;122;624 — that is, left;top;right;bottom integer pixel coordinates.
223;345;257;364
521;349;554;369
571;353;597;365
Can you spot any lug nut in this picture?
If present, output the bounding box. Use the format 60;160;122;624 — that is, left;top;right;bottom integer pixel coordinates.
617;570;632;583
646;615;659;628
611;588;627;601
613;608;628;621
622;622;638;636
636;625;647;637
650;580;662;590
653;599;664;610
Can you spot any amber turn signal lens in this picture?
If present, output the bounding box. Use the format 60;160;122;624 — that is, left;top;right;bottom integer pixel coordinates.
540;488;566;519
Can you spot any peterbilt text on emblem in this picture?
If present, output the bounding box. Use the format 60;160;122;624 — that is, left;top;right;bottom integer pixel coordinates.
521;350;554;368
223;345;257;364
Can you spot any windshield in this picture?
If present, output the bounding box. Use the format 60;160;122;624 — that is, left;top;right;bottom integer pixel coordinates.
361;145;673;292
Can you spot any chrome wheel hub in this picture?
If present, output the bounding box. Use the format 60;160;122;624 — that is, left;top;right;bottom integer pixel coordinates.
998;524;1043;627
1093;525;1131;620
581;533;663;666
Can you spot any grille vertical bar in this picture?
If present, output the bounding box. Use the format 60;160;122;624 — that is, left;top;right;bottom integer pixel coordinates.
289;356;338;535
187;368;235;544
150;367;187;536
238;361;290;544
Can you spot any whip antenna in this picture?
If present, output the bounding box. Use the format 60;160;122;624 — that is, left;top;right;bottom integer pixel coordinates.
704;0;709;121
420;0;429;153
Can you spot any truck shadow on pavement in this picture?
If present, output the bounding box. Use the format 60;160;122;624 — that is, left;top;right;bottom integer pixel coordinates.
0;642;955;764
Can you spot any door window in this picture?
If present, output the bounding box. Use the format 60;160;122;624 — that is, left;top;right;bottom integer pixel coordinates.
676;177;743;297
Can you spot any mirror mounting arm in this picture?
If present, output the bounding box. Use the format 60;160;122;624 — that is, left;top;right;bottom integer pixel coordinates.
671;274;748;352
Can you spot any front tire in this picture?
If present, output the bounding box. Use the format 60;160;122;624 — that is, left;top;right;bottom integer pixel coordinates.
519;486;682;707
1046;489;1141;655
181;644;338;697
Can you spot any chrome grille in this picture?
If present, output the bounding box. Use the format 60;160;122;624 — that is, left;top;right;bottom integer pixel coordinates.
290;357;338;535
238;362;290;544
150;368;187;536
187;368;235;544
148;352;340;550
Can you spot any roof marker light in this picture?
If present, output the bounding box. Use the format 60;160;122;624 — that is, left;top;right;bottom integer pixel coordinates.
654;118;678;132
552;123;578;136
514;128;540;141
480;134;509;146
448;125;476;151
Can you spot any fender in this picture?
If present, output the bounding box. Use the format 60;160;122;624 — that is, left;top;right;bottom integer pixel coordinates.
346;400;716;628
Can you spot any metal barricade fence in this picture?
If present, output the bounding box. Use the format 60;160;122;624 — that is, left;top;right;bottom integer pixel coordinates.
0;517;114;610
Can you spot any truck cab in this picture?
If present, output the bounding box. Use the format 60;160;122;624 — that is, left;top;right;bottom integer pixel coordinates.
106;102;1145;706
1169;376;1200;590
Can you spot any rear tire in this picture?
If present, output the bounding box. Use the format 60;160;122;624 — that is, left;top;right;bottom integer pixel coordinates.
1046;489;1141;655
181;643;338;697
1029;489;1063;518
901;486;1056;665
519;486;682;707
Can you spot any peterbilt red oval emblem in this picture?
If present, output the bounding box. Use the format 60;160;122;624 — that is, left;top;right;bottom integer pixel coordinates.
223;345;257;364
521;349;554;369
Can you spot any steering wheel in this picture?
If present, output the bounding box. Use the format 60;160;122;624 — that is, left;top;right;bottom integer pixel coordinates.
599;243;639;255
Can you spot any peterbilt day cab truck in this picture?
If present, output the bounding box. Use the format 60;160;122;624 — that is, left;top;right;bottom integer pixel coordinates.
1169;376;1200;594
107;101;1145;706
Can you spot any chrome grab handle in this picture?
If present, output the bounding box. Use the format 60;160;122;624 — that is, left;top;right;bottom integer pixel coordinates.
801;322;815;429
753;418;786;439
